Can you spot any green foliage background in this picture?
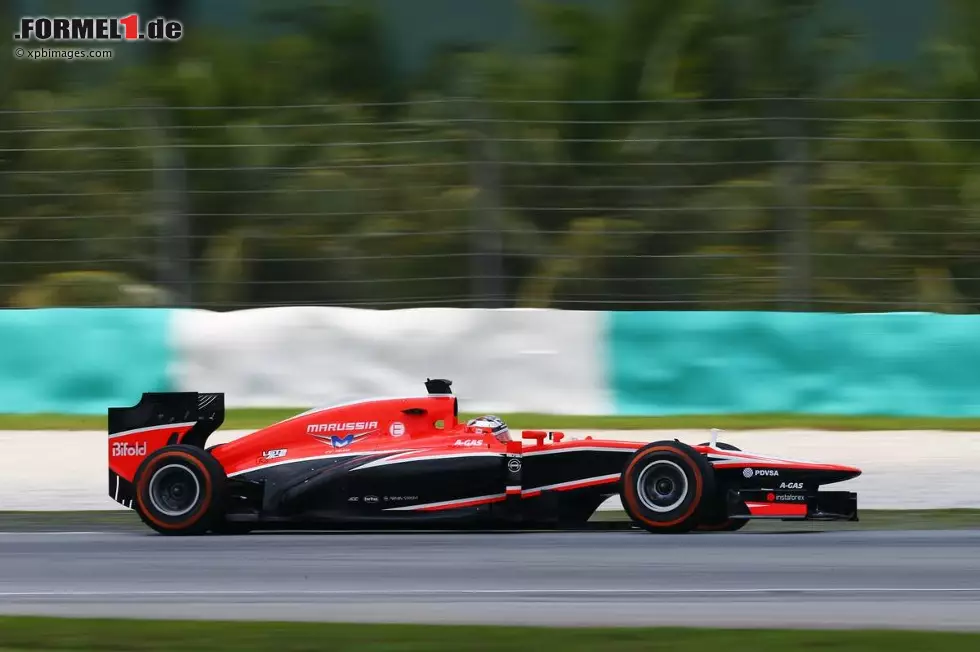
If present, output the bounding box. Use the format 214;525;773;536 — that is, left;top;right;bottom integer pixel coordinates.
2;0;979;312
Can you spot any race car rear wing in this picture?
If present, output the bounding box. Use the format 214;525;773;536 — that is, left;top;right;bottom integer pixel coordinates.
108;392;225;508
108;391;225;448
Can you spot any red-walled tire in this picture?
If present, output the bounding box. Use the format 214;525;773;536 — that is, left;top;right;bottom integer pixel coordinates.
133;445;227;536
620;441;714;534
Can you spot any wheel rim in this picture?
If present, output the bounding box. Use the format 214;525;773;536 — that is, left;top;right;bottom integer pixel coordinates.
636;460;689;513
147;464;201;517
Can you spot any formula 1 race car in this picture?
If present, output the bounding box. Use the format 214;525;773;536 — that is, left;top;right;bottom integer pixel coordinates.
107;379;861;535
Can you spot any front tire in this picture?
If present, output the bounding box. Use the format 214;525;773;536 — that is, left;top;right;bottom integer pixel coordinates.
620;441;714;533
133;445;227;536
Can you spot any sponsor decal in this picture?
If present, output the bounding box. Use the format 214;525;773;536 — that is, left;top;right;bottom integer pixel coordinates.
13;14;184;43
111;441;146;457
348;496;359;502
307;421;378;434
389;422;406;437
364;495;379;504
384;496;419;502
775;493;807;502
308;421;378;448
780;482;803;489
767;492;775;501
507;458;522;473
453;439;484;447
261;448;287;461
744;467;779;478
327;433;372;448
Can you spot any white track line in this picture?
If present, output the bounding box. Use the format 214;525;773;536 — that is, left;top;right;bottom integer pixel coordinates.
0;531;111;535
1;588;978;598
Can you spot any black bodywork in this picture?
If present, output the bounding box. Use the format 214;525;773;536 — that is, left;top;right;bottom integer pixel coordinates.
109;380;859;533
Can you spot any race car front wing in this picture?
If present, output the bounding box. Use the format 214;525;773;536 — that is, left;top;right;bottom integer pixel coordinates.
727;489;859;521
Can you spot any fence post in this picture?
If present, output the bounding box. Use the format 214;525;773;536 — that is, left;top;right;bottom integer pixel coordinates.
146;104;192;308
775;99;811;311
465;96;505;308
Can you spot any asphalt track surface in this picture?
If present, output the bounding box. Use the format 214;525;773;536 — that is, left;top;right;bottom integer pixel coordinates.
1;529;979;630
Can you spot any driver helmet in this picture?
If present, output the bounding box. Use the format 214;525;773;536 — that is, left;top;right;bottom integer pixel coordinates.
464;415;510;443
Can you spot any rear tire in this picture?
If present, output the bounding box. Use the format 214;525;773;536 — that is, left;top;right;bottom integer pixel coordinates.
620;441;713;533
133;445;227;536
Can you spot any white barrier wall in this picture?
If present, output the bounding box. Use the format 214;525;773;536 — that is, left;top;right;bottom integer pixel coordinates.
170;307;613;414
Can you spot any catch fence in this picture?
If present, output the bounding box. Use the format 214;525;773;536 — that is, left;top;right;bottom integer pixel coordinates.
2;97;978;312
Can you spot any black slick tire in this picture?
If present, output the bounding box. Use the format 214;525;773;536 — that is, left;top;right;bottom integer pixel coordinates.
133;445;227;536
620;440;714;533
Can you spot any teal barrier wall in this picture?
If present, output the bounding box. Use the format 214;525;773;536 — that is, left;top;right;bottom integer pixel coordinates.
0;308;175;414
4;307;980;417
607;311;980;417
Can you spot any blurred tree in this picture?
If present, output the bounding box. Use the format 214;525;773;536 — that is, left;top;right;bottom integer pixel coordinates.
11;271;171;307
2;0;978;312
259;0;401;108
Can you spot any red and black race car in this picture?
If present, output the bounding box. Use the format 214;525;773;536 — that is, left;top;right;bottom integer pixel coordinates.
108;379;861;535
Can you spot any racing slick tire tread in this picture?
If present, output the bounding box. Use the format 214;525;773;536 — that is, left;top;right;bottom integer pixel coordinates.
620;440;714;534
133;445;227;536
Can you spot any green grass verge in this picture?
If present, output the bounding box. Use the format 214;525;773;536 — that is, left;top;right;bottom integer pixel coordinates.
2;509;979;533
5;410;980;431
0;617;978;651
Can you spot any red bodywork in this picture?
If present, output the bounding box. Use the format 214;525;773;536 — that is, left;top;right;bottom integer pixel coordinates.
109;389;861;522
